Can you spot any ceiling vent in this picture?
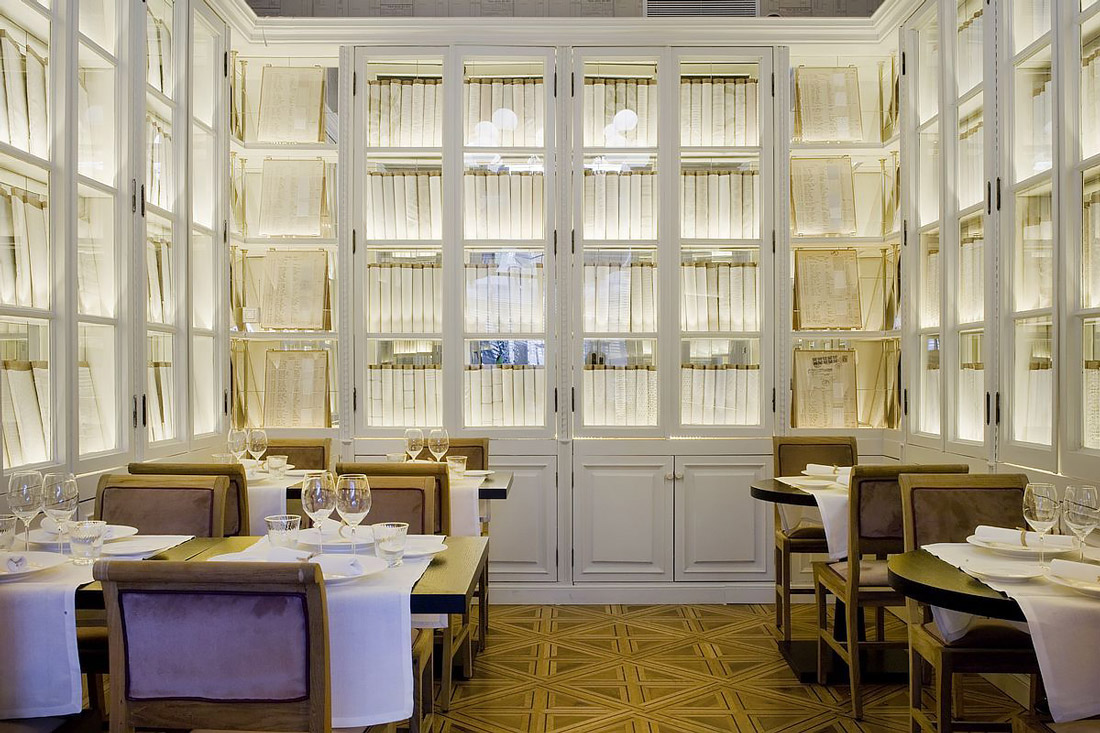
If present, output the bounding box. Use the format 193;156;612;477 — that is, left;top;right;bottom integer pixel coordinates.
644;0;758;16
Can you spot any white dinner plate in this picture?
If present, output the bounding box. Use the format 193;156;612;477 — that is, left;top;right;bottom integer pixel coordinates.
801;469;838;479
99;537;185;557
311;554;388;585
966;535;1074;560
962;561;1043;584
403;537;448;559
284;468;312;477
786;478;839;489
0;551;69;582
464;470;493;477
26;524;138;546
296;526;374;550
1044;571;1100;599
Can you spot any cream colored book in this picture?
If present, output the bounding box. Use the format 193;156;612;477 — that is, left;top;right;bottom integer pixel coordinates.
23;195;48;309
0;364;23;466
641;263;656;331
78;362;107;454
682;173;696;239
705;263;719;331
618;173;631;242
412;264;425;333
404;173;420;239
795;66;863;142
475;173;489;239
260;250;327;330
25;48;47;158
744;263;759;330
730;262;744;331
793;349;857;428
256;66;324;144
145;240;163;323
605;174;619;239
257;159;325;237
498;174;512;239
629;264;643;332
794;248;862;330
592;173;606;239
1;33;28;152
399;262;413;332
399;80;414;147
392;173;408;239
707;172;720;238
378;263;392;331
717;173;732;239
490;365;504;426
6;361;46;463
411;79;426;147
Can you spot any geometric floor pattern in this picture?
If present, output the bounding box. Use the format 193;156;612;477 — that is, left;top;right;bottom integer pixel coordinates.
437;604;1028;733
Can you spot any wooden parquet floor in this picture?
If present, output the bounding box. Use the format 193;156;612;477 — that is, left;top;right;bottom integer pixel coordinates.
436;604;1028;733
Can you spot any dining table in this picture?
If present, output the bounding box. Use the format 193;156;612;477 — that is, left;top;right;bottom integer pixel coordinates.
886;548;1026;621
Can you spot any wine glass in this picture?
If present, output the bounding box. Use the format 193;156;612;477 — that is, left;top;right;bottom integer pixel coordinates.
1063;485;1100;562
227;427;247;463
336;474;372;556
405;428;425;462
428;428;449;462
8;471;43;552
247;428;268;463
1023;482;1060;568
42;473;80;555
301;471;335;555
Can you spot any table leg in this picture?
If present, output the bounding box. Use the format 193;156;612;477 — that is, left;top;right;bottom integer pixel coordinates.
461;602;474;679
439;618;454;713
478;564;489;653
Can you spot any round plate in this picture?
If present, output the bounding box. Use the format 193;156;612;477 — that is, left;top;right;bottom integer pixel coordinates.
99;537;184;557
464;470;493;477
1044;571;1100;598
403;538;448;559
966;535;1075;559
310;554;388;584
962;561;1043;584
790;478;838;488
801;469;837;479
297;526;374;550
27;525;138;546
0;551;69;582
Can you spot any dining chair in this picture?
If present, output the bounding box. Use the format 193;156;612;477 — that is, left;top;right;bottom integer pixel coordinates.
813;463;969;718
900;473;1041;733
358;475;438;534
95;475;229;538
772;436;858;643
445;438;489;471
264;437;332;471
336;461;452;535
127;462;250;536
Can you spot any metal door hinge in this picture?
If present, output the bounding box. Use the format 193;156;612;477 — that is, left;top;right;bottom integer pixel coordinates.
985;392;991;425
996;177;1002;210
352;229;357;254
553;230;557;256
901;52;906;75
902;220;908;247
223;221;228;243
995;392;1002;425
571;548;575;566
903;389;909;416
223;389;229;416
554;388;558;412
771;230;775;254
571;387;575;412
571;230;575;254
571;72;575;96
140;185;146;217
771;388;776;413
553;72;558;97
224;51;229;78
132;396;138;428
353;387;358;411
771;72;775;96
131;179;137;213
352;72;357;96
141;395;148;427
987;181;992;215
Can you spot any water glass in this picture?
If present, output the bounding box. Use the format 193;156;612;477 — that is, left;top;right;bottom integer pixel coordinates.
405;428;425;461
266;455;289;475
69;521;108;565
428;428;449;462
265;514;301;548
227;428;247;462
386;452;407;462
446;455;467;480
42;473;80;555
212;452;236;464
0;515;16;551
1063;485;1100;561
336;475;372;555
373;522;409;567
8;471;43;551
301;471;336;554
247;428;269;462
1024;482;1060;568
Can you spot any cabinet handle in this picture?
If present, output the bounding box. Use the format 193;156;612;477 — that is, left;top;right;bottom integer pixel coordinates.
664;472;675;481
674;473;685;481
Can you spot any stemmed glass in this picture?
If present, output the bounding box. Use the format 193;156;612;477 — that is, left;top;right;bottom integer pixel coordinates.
405;428;425;462
336;474;372;556
428;428;449;462
1063;485;1100;562
8;471;43;552
1023;482;1061;569
301;471;336;555
227;427;248;463
42;473;80;555
247;428;268;463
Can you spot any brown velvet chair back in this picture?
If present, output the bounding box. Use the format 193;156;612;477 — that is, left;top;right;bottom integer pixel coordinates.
264;439;331;472
773;436;858;477
94;560;330;733
850;464;970;557
361;476;437;534
445;438;489;472
900;473;1030;550
128;462;249;536
336;461;451;535
96;475;229;538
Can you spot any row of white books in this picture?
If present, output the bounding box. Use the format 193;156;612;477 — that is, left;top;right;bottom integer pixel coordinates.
366;263;443;333
1085;190;1100;308
958;112;984;210
78;361;113;455
582;77;658;148
1020;74;1053;176
921;245;940;327
919;355;941;436
582;262;657;333
463;365;546;427
1084;362;1100;450
957;363;985;442
582;365;658;426
367;78;444;148
463;172;546;240
464;263;546;334
145;362;176;443
0;31;48;159
1016;360;1053;446
582;171;656;240
464;78;546;148
958;232;985;324
366;172;443;240
0;360;48;467
1016;194;1053;312
678;77;759;147
146;10;173;94
957;1;984;95
1084;45;1100;160
679;262;759;332
0;185;48;310
146;114;173;212
681;170;760;239
366;364;443;427
146;237;175;325
679;364;760;426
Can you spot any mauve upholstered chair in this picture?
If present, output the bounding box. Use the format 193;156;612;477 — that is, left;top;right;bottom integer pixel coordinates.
127;462;250;535
95;474;229;538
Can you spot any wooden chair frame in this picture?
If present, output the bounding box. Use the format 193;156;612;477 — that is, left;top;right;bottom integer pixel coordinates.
95;474;229;539
264;438;333;472
336;462;452;535
444;438;489;471
127;462;251;536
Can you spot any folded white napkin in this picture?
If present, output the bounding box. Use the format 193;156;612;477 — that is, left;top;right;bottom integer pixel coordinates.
311;555;364;578
210;544;310;563
805;463;839;475
450;476;483;537
1049;559;1100;584
975;525;1075;548
4;554;27;572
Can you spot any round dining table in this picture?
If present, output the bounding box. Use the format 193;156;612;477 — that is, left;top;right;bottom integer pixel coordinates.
887;549;1026;622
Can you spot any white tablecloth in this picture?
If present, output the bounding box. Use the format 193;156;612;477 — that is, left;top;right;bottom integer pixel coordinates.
926;542;1100;723
777;477;849;561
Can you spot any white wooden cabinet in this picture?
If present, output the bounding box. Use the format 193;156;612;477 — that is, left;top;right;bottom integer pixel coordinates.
486;455;558;582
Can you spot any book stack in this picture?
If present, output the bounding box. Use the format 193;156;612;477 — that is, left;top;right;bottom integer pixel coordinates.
1016;193;1053;311
0;359;49;466
463;172;545;240
366;263;443;333
366;171;443;240
145;7;172;94
678;76;758;146
367;78;443;147
1085;360;1100;449
957;361;985;441
0;186;49;309
464;77;545;147
679;262;759;332
1022;71;1053;174
582;365;658;426
958;225;985;323
464;262;545;333
1019;354;1053;445
0;30;48;159
958;111;984;209
679;364;760;425
680;170;759;239
145;236;175;324
920;345;940;435
77;359;109;454
366;364;443;427
145;113;173;211
582;171;657;240
145;361;175;442
957;0;984;93
1085;187;1100;308
582;261;657;332
463;365;546;427
921;238;940;327
583;77;657;147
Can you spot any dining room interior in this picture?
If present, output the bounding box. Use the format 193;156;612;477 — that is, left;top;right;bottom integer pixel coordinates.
0;0;1098;730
